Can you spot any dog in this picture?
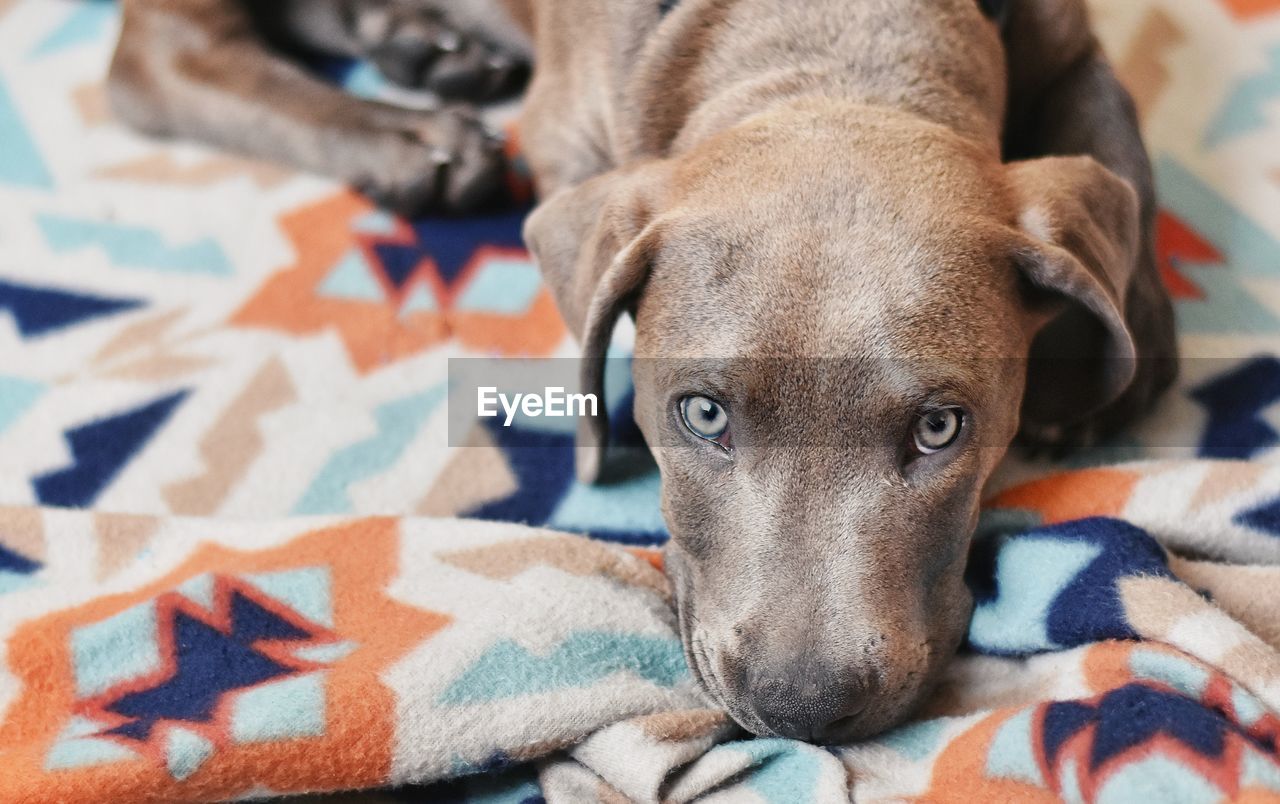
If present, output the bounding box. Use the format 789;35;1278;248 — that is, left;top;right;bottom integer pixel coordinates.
108;0;1177;742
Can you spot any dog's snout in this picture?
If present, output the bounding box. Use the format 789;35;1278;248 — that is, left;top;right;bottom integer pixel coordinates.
739;658;877;742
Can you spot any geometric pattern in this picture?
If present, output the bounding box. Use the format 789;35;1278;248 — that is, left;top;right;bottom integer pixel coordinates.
36;213;232;277
462;391;668;545
926;642;1280;803
30;2;115;60
436;631;687;705
8;470;1280;801
0;520;446;800
0;75;51;187
0;374;44;435
292;385;446;515
1234;493;1280;536
84;573;333;744
967;517;1175;656
1153;158;1280;335
1191;357;1280;460
232;193;565;374
1205;44;1280;147
0;279;143;339
0;539;40;595
1155;210;1223;301
33;391;188;508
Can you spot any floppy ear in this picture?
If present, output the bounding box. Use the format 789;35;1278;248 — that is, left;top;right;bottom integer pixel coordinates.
1007;155;1142;428
522;162;671;483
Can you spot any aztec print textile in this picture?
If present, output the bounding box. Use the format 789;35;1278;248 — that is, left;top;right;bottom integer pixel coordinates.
5;462;1280;802
4;0;1280;800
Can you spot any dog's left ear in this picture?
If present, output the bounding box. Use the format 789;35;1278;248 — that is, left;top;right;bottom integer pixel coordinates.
523;161;673;483
1006;155;1142;428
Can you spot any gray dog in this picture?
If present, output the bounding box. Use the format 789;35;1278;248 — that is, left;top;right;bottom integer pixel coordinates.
109;0;1177;742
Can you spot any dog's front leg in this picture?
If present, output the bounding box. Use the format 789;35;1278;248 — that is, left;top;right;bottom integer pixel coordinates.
108;0;506;214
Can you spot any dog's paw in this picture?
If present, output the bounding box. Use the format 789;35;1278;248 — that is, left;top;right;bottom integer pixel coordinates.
354;108;507;216
365;10;529;101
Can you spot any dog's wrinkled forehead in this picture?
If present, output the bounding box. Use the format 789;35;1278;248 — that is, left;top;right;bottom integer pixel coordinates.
640;112;1019;354
672;107;1006;218
641;199;1019;364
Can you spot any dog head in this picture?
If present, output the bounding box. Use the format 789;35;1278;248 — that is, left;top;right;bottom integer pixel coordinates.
524;104;1142;741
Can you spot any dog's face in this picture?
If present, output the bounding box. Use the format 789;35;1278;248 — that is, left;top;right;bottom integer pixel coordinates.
525;105;1141;741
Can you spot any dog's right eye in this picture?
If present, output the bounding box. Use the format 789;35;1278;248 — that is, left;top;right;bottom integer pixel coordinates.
912;407;964;455
680;395;731;447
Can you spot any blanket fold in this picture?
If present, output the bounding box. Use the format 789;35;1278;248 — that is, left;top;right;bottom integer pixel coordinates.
3;459;1280;802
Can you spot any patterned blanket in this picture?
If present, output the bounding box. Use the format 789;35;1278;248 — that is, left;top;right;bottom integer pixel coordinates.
4;0;1280;801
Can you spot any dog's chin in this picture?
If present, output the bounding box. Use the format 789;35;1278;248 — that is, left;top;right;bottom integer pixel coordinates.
814;677;936;744
667;550;954;744
680;636;770;738
677;622;933;743
677;617;947;744
726;680;933;744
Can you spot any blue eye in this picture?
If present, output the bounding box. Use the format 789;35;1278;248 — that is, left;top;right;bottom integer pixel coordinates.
913;407;964;454
680;395;730;443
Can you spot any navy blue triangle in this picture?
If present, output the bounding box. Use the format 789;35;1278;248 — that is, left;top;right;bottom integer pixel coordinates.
1043;683;1239;774
1235;497;1280;538
34;391;188;508
467;421;577;526
0;542;40;574
464;391;667;545
1191;356;1280;460
105;608;295;741
1088;685;1226;768
1041;699;1097;766
372;209;527;291
229;588;316;642
0;279;142;338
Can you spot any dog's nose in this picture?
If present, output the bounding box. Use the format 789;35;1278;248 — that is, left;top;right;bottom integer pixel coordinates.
742;661;876;742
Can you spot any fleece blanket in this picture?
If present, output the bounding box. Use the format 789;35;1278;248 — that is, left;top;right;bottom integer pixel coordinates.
5;0;1280;800
4;468;1280;803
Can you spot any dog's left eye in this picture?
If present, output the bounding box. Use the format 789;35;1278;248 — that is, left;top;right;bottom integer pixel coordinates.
912;407;964;454
681;395;731;446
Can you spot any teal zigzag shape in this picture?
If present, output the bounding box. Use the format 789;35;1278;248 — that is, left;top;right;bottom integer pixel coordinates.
969;537;1102;654
1155;156;1280;334
30;1;117;59
37;214;232;276
0;376;44;435
1156;157;1280;281
293;385;446;514
438;631;687;705
1205;45;1280;148
0;77;52;188
734;738;827;804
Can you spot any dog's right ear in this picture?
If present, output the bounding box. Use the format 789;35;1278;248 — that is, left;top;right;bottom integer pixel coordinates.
523;161;673;483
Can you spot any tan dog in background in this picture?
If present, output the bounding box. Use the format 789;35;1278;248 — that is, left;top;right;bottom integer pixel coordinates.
109;0;1177;741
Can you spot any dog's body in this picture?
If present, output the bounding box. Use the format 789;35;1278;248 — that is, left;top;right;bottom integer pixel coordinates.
110;0;1176;741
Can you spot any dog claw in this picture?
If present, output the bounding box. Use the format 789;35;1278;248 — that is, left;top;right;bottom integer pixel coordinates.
364;10;529;101
354;107;506;216
435;31;462;53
